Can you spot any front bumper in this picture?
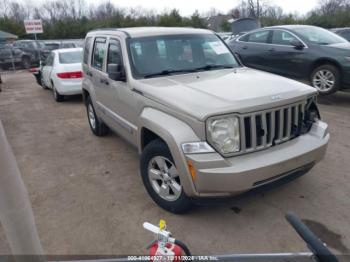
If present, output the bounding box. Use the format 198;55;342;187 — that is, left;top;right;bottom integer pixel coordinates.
185;120;329;197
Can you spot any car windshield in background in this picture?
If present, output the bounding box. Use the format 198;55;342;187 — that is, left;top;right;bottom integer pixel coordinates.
128;34;239;78
58;51;83;64
294;27;348;45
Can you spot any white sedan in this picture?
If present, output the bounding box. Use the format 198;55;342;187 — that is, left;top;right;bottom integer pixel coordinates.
41;48;83;102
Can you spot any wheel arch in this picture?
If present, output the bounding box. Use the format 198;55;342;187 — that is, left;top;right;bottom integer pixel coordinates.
309;58;342;77
138;107;201;197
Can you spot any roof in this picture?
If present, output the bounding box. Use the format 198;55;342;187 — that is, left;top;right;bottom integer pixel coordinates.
264;25;319;30
52;47;83;54
0;30;18;40
331;27;350;32
88;27;213;38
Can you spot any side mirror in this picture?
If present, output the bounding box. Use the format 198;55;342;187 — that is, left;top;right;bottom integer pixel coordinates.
107;63;125;81
291;40;305;50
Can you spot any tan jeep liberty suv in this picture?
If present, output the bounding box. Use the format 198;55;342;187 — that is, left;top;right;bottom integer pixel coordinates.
82;27;329;213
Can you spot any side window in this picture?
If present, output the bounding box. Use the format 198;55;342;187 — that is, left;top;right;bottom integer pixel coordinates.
92;37;107;70
83;37;92;64
271;30;298;46
246;31;270;44
107;39;122;65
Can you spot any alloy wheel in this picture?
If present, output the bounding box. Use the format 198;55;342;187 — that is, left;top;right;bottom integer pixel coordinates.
312;69;335;92
147;156;182;202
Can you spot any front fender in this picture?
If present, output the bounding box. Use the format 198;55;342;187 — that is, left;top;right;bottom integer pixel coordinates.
138;107;201;197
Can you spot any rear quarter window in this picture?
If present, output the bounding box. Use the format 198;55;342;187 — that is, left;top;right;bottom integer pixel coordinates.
83;37;92;64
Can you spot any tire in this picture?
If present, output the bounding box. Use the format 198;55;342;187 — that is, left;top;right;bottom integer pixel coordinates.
21;56;31;69
40;75;48;89
311;64;340;95
140;139;193;214
85;96;109;136
52;83;64;102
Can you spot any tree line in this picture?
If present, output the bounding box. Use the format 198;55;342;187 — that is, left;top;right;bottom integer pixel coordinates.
0;0;349;40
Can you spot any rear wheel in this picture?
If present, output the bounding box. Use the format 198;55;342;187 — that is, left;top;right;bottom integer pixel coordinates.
140;139;193;214
86;96;109;136
40;75;48;89
311;64;340;95
52;83;64;102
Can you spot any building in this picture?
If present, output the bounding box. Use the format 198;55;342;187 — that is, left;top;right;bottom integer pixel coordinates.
0;30;18;44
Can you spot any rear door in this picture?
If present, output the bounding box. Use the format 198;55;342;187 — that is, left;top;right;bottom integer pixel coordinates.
90;37;108;109
235;30;272;71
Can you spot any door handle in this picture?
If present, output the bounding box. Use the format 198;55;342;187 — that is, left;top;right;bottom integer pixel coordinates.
268;48;275;52
100;78;109;86
242;45;248;50
85;71;93;77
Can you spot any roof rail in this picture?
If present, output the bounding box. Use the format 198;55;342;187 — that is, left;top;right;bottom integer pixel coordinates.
87;28;131;37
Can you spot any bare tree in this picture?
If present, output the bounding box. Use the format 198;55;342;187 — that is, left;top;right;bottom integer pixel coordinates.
318;0;347;15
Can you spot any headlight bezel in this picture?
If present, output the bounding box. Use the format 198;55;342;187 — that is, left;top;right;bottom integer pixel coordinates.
206;114;241;156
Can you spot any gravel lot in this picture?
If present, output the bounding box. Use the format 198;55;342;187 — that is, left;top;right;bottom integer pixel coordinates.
0;71;350;257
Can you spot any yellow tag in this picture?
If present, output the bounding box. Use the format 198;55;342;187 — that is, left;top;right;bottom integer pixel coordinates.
159;219;166;230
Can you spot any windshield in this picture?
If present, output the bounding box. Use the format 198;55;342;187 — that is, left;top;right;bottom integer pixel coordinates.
128;34;239;78
294;27;348;45
58;50;83;64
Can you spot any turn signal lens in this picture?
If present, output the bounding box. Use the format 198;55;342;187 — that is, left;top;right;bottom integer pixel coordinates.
57;71;83;79
187;160;197;181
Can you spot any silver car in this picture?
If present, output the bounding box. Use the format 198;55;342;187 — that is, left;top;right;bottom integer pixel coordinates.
82;27;329;213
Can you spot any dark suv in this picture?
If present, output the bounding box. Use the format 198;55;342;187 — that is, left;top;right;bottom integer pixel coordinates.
13;40;49;65
228;25;350;95
0;45;33;69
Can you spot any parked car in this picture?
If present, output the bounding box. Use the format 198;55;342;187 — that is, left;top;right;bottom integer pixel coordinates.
228;25;350;95
44;40;80;51
82;27;329;213
331;27;350;42
0;44;33;69
41;48;83;102
13;40;50;65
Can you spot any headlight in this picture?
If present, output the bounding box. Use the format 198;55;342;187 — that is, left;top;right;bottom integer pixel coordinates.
206;115;240;155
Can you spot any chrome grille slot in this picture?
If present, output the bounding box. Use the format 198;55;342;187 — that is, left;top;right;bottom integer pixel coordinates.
239;101;306;155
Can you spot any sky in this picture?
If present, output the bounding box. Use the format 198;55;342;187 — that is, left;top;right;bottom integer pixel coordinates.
94;0;320;16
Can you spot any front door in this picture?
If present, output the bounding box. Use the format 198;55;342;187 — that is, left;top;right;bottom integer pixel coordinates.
104;37;137;144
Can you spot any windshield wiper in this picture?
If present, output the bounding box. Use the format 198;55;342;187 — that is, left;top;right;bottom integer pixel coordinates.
192;64;235;72
144;69;193;78
143;65;235;78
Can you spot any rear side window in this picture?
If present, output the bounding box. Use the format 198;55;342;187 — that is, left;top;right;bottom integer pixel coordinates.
241;31;270;44
92;37;107;70
59;51;83;64
83;37;92;64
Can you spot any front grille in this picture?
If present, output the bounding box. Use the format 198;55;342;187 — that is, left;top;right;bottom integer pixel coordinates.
239;101;306;154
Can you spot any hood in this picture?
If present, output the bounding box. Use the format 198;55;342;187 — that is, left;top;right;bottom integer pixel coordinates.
323;42;350;51
134;68;316;121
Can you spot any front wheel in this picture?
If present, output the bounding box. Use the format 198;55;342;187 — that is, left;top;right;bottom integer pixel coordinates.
140;139;193;214
311;64;340;95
